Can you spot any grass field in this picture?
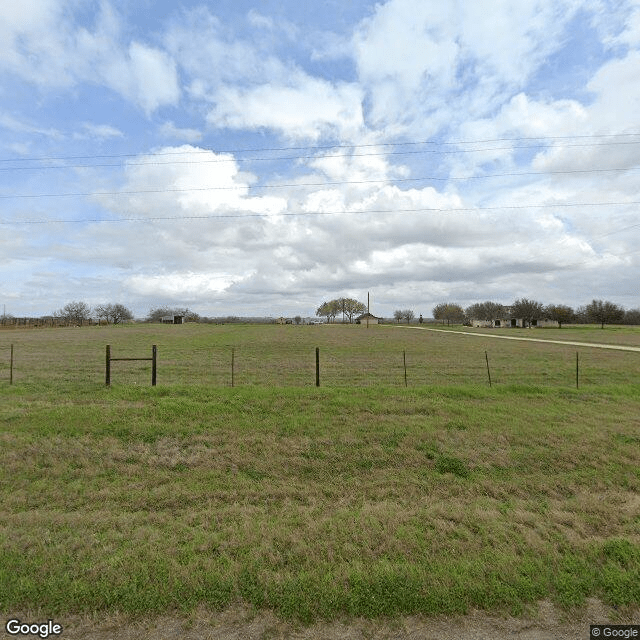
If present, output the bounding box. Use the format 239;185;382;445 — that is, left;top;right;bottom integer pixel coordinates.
0;323;639;622
2;322;640;388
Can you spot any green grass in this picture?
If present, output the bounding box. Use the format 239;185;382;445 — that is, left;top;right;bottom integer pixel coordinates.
0;324;639;621
1;322;639;389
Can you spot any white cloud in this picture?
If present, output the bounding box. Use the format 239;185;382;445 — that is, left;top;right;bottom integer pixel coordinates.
117;42;180;114
0;112;63;139
207;74;364;141
126;272;235;298
352;0;581;132
4;0;640;317
159;121;203;143
97;145;288;218
0;0;180;113
75;122;123;140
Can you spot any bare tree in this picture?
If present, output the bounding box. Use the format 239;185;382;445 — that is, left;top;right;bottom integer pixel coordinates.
96;303;134;324
623;308;640;325
147;306;199;323
55;301;92;325
393;310;404;324
403;309;415;324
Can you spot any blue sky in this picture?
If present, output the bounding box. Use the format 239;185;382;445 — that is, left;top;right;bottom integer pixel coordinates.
1;0;640;318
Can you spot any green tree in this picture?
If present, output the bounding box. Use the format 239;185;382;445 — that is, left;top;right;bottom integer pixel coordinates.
316;300;339;323
545;304;574;329
465;301;505;322
318;298;366;323
585;299;625;328
340;298;367;323
510;298;544;328
433;303;465;325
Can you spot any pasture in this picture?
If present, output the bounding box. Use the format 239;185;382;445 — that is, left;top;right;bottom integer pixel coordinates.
0;323;639;623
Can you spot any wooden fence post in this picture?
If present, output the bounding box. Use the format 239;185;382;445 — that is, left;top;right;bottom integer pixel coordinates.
105;345;111;386
316;347;320;387
403;350;407;387
576;351;579;389
485;351;492;387
231;347;235;388
152;345;157;386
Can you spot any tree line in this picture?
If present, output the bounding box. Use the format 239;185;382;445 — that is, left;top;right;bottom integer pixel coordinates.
48;302;202;325
432;298;639;328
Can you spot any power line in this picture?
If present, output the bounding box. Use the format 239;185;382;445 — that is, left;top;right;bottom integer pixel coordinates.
2;200;639;225
2;166;639;200
1;132;639;166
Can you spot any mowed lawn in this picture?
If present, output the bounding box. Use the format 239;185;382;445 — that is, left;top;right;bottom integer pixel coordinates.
0;323;639;621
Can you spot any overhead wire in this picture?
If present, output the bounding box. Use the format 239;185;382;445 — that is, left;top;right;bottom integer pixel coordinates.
1;131;639;164
2;139;640;171
2;200;639;225
1;166;639;200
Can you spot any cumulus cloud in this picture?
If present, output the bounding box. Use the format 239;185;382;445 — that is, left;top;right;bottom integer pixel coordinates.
207;74;364;141
3;0;640;317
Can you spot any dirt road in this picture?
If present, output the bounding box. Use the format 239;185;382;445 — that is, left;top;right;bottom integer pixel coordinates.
393;325;640;352
4;600;638;640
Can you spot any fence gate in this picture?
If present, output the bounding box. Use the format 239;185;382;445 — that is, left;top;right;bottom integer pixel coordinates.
105;344;157;386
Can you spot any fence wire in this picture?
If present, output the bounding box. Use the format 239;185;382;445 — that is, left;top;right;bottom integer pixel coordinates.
0;324;638;389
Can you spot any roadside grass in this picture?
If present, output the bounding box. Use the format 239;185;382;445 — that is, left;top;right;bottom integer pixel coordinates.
0;324;639;622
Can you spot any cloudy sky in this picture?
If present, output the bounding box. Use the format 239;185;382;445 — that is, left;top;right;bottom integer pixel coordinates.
1;0;640;319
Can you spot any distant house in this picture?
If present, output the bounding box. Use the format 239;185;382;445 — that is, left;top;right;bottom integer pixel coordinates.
356;312;381;325
161;315;184;324
472;317;559;328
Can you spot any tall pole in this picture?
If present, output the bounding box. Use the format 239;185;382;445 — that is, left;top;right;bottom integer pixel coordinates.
367;291;370;329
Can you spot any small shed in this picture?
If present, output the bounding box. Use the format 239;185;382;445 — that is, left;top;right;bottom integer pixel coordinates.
356;312;380;325
161;315;184;324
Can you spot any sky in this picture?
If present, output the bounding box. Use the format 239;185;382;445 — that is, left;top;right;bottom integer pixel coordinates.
1;0;640;319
